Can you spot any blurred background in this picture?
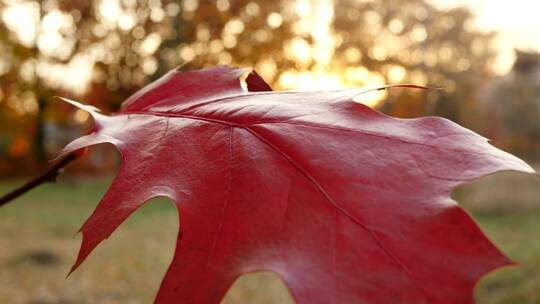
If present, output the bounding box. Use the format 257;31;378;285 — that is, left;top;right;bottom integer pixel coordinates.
0;0;538;303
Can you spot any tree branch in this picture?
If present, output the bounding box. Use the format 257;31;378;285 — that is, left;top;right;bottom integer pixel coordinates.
0;153;77;207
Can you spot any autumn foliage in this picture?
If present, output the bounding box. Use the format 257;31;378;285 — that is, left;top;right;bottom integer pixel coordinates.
55;66;535;303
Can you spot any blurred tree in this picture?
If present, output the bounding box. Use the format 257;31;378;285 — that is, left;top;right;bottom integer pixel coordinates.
158;0;300;84
332;0;497;129
485;50;540;159
0;0;298;174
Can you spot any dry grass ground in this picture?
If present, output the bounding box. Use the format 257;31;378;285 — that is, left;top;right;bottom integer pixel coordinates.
0;173;538;304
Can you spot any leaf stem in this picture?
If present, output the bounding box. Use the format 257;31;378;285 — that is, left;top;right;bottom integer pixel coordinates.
0;153;77;207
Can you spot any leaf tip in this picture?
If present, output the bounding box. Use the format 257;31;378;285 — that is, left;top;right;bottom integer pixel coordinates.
174;60;195;72
56;96;102;113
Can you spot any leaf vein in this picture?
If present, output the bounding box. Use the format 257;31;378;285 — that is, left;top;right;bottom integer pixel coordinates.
205;126;234;268
244;126;433;302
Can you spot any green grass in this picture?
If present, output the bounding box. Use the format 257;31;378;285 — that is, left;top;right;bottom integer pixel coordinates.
473;212;540;304
0;179;538;303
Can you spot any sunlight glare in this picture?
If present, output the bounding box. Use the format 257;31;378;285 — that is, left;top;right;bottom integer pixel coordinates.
38;10;74;57
279;0;386;108
140;33;162;56
74;108;91;124
267;13;283;29
99;0;122;27
2;2;38;47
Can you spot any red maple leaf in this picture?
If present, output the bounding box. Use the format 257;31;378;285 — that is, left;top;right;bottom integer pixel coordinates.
59;66;535;303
